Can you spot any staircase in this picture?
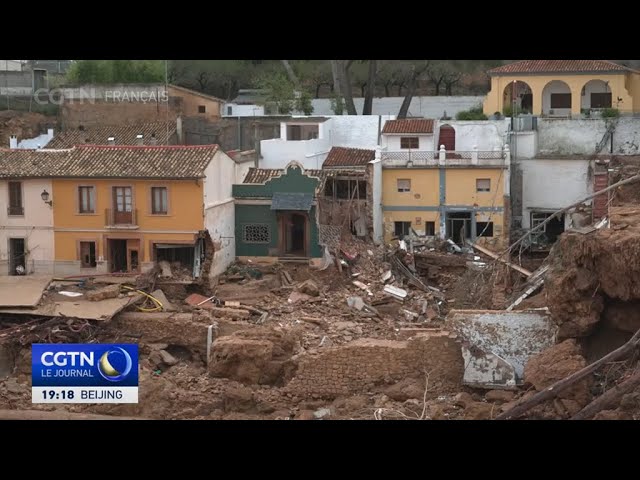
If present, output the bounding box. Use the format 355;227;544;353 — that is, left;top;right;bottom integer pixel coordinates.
278;256;309;264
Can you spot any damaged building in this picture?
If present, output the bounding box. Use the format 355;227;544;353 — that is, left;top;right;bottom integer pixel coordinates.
380;119;511;249
319;146;376;240
233;162;324;262
0;144;247;278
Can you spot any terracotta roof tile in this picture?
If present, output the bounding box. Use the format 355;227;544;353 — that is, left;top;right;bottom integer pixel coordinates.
242;167;326;184
0;145;218;179
46;122;176;149
322;146;375;168
488;60;634;75
382;119;434;134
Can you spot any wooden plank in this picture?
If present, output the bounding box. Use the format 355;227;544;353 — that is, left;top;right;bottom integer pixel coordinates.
470;242;532;277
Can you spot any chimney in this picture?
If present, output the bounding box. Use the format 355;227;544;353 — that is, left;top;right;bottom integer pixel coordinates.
136;134;144;146
149;133;158;146
176;116;183;144
9;135;18;149
47;128;54;142
107;136;115;146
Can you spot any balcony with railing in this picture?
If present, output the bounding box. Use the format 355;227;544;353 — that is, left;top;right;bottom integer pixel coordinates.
7;205;24;216
382;146;507;168
105;208;138;229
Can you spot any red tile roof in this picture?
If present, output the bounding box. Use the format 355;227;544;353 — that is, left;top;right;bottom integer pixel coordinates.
488;60;634;75
45;122;176;149
322;146;375;168
382;119;434;134
0;145;219;179
242;167;325;184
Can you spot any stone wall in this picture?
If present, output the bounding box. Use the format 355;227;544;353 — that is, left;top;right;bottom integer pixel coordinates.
284;333;463;398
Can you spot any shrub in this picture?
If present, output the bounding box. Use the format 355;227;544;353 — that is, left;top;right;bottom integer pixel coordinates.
455;105;488;120
503;105;530;117
601;108;620;118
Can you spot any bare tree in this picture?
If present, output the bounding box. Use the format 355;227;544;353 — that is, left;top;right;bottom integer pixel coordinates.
444;72;463;95
363;60;377;115
280;60;300;88
338;60;357;115
397;61;430;119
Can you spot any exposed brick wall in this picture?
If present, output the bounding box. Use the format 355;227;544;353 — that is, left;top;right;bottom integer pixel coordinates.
592;172;609;220
61;101;178;129
284;333;463;398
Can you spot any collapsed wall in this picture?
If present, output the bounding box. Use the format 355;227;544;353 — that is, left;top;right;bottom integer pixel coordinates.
545;228;640;339
284;333;463;399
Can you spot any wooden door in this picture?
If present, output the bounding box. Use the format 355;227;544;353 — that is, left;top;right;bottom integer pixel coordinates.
113;187;132;224
438;125;456;151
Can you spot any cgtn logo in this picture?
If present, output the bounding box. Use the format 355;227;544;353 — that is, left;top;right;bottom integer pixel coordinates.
32;344;138;404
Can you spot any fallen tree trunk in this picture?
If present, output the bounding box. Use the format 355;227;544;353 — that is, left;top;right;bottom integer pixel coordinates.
571;369;640;420
497;328;640;420
0;409;145;420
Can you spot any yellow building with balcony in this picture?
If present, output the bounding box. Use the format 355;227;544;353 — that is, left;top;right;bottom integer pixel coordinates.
380;119;510;248
483;60;640;118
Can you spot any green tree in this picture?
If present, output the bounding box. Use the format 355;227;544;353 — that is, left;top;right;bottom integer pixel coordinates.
66;60;165;84
255;71;314;115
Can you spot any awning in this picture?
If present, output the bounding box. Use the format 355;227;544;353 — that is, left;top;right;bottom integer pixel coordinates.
271;192;314;211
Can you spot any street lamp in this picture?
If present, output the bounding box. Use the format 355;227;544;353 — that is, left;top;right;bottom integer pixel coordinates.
41;189;53;206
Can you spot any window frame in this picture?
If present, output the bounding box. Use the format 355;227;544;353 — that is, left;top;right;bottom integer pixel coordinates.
8;181;24;216
591;92;612;109
242;224;271;244
397;178;411;193
400;137;419;149
150;186;169;215
77;185;96;214
476;178;491;192
476;221;494;238
394;221;411;238
198;105;206;113
424;221;436;236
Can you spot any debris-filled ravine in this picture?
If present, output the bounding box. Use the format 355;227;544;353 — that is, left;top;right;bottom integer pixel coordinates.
4;157;640;420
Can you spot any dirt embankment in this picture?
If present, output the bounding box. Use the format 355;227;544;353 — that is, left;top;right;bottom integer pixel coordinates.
545;229;640;339
0;111;54;147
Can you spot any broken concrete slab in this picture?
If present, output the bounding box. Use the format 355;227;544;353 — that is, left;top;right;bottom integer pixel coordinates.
0;275;51;307
288;291;313;304
347;296;365;311
297;279;320;297
150;289;176;312
159;349;179;366
0;294;143;321
384;285;407;300
86;284;120;302
446;309;557;388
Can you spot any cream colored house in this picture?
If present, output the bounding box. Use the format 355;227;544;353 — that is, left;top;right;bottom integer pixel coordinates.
483;60;640;117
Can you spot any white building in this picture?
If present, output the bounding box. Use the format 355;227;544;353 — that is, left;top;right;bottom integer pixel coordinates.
259;115;396;170
0;150;55;275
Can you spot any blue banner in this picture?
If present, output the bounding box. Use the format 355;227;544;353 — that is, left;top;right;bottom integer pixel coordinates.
32;344;138;387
